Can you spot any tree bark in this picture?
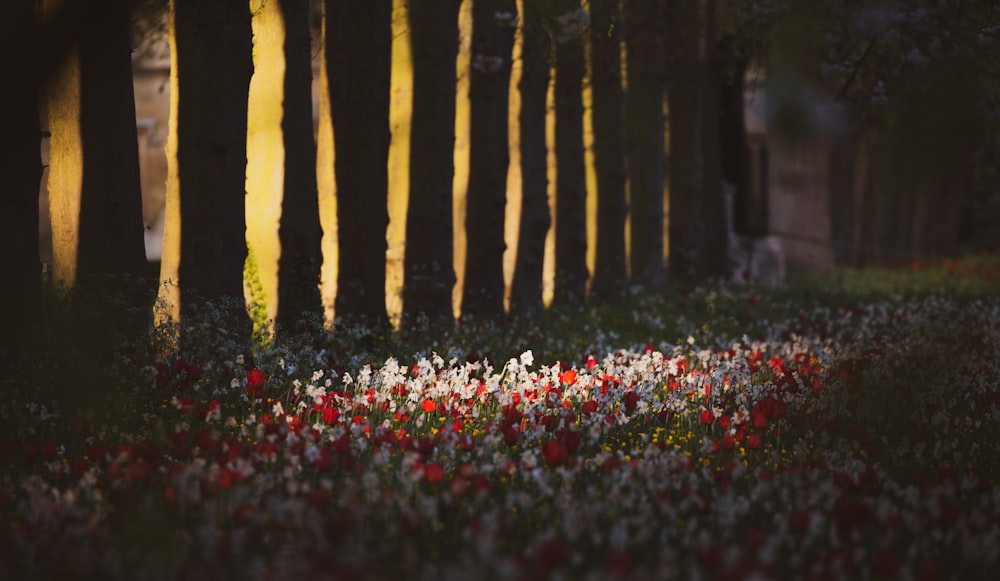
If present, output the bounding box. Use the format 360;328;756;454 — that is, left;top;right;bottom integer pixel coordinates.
47;0;147;292
625;0;665;288
0;0;43;351
665;0;700;282
552;0;589;309
403;0;462;326
461;0;517;321
78;0;148;283
509;1;551;320
170;0;253;329
698;0;727;278
589;0;628;302
276;0;324;333
326;0;392;328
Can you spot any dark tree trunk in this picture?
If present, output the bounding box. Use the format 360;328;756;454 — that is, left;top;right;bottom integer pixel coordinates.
326;0;392;327
0;0;42;352
665;0;700;282
625;0;665;288
403;0;462;326
552;0;589;309
509;1;551;320
698;0;727;278
461;0;517;321
718;38;755;238
76;0;147;285
590;0;628;302
172;0;253;331
276;0;324;332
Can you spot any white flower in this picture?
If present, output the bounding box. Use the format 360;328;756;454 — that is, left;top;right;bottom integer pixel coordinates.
520;350;534;368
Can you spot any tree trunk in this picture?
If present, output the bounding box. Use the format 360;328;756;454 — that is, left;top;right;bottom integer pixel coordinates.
47;0;146;291
665;0;700;282
698;0;727;278
588;0;628;302
403;0;462;326
275;0;324;333
509;1;551;320
0;0;43;351
170;0;253;329
552;0;589;309
461;0;517;321
625;0;666;288
326;0;392;327
718;37;755;239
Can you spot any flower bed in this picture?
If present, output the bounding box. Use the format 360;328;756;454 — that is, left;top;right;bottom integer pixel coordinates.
2;290;999;580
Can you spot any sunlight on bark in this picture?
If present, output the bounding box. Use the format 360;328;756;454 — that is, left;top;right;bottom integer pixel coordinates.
452;0;472;319
245;0;286;332
386;0;411;327
46;38;82;290
317;19;337;325
156;1;181;330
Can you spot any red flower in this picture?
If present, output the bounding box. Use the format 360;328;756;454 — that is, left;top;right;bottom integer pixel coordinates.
542;439;568;467
421;399;436;413
581;400;599;415
246;368;266;399
560;369;577;386
623;391;639;414
747;434;761;450
722;434;735;451
700;409;714;425
425;462;445;484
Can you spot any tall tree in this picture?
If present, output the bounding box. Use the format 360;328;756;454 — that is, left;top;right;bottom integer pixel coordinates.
403;0;463;326
0;0;43;352
552;1;589;309
275;0;324;332
326;0;392;327
624;0;665;288
509;0;551;320
698;0;728;278
166;0;253;327
47;0;147;290
461;0;517;320
665;0;700;282
589;0;628;301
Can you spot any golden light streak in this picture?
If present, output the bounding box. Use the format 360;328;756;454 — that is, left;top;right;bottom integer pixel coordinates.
317;27;338;325
156;0;181;329
503;0;524;313
386;0;412;326
245;0;286;329
452;0;473;319
46;40;83;291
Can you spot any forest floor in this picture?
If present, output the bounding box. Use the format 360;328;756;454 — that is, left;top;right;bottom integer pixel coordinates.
2;254;999;580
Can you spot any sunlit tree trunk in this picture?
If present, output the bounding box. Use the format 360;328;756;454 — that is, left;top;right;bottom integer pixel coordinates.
509;1;550;320
0;0;43;351
665;0;699;282
590;0;628;301
47;0;146;290
403;0;462;326
326;0;392;327
275;0;324;332
625;0;665;288
552;0;589;309
461;0;517;321
168;0;253;329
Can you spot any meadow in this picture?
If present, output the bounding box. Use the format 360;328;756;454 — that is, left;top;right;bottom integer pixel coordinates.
2;256;999;580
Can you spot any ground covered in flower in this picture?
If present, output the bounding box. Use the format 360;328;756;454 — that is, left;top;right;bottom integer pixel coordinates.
2;260;1000;580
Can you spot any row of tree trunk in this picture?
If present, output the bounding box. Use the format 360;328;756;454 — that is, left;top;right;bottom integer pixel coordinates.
0;0;747;349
